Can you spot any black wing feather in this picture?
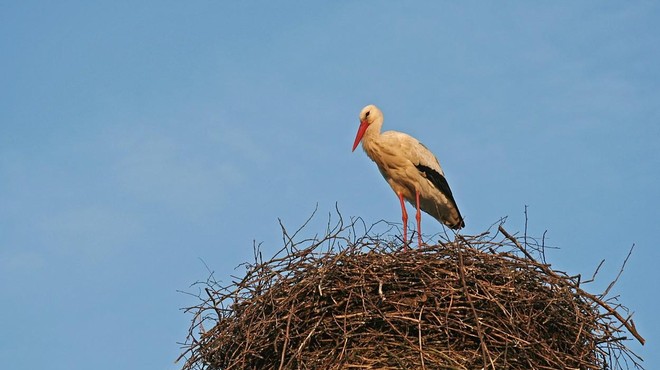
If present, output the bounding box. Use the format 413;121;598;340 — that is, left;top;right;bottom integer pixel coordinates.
415;164;465;228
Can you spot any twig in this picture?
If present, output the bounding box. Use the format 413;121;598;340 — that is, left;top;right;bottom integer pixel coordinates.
418;306;426;370
498;225;645;346
176;209;646;370
602;244;635;298
457;244;494;369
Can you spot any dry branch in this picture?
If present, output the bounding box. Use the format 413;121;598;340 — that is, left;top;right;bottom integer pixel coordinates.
178;214;644;370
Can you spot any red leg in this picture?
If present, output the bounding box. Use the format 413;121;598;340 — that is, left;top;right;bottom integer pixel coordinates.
416;189;422;247
397;192;408;248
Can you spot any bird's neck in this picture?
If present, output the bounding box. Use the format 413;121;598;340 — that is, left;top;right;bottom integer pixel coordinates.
361;119;384;157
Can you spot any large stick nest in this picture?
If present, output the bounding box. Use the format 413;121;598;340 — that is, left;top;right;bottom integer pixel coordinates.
178;214;644;369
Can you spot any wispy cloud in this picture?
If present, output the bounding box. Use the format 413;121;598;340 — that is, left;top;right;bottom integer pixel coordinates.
111;125;246;215
0;250;45;272
37;205;142;259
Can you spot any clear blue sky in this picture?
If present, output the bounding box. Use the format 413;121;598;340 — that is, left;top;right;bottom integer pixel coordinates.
1;2;658;369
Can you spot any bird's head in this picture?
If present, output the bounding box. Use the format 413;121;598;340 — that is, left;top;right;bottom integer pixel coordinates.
352;104;382;151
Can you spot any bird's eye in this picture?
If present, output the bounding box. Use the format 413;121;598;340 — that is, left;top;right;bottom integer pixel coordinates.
365;111;370;117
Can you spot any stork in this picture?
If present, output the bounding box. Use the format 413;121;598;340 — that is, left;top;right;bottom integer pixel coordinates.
352;104;464;247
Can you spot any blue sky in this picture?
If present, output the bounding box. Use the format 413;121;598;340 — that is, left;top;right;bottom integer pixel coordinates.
1;2;658;369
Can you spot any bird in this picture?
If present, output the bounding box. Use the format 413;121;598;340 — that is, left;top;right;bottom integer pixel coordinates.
352;104;464;247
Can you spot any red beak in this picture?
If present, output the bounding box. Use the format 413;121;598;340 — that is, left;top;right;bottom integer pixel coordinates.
352;120;369;152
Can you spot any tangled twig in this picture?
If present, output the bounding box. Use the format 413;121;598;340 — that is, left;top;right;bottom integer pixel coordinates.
177;212;644;369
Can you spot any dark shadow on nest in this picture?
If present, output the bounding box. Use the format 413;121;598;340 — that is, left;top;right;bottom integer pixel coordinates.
177;209;644;370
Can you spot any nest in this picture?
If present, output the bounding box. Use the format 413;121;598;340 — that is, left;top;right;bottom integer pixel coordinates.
178;215;644;369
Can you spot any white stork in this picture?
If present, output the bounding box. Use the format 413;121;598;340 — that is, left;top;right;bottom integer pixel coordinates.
352;104;464;246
